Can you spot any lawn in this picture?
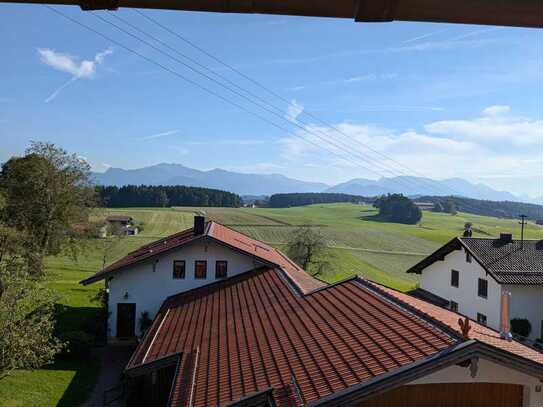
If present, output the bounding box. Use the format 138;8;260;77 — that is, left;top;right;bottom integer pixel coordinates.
2;203;542;406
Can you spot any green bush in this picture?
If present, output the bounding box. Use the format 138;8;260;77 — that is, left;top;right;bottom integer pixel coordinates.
510;318;532;338
58;330;94;359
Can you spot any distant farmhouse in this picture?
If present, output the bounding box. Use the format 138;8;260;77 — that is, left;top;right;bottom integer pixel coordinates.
409;233;543;341
414;201;435;211
102;215;138;237
80;216;543;407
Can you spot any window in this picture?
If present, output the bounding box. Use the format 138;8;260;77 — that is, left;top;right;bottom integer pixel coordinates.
466;251;472;263
173;260;185;279
451;269;459;287
477;313;487;326
450;301;458;312
478;278;488;298
215;260;228;279
195;260;207;279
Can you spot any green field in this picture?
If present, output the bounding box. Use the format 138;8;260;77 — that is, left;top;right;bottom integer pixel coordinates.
2;203;543;406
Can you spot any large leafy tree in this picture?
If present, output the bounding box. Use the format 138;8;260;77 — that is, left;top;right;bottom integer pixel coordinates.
0;142;96;274
287;226;331;275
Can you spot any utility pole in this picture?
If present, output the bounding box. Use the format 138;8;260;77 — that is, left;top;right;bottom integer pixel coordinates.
519;214;527;249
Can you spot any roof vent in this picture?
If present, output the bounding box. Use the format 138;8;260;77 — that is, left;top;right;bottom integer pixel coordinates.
499;233;513;244
194;216;205;235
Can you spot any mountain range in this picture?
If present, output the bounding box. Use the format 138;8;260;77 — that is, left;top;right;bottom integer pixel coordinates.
92;163;529;202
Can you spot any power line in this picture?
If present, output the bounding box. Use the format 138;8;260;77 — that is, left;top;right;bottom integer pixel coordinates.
127;11;488;209
47;7;482;213
133;9;467;198
45;6;410;191
91;11;424;192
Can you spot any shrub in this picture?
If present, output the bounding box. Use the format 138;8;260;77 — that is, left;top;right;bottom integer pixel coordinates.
510;318;532;338
58;330;94;359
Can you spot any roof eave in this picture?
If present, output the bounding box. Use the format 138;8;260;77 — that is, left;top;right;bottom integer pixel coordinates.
308;340;543;406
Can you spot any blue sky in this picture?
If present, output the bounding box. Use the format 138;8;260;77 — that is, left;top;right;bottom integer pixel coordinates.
2;4;543;197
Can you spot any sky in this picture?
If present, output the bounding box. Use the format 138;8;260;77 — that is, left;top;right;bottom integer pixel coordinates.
1;5;543;197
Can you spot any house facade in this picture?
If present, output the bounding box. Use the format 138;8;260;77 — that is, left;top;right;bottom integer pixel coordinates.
408;234;543;340
81;216;322;339
81;218;543;406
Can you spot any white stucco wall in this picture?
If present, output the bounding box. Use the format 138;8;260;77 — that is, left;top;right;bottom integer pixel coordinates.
419;247;501;329
107;239;264;338
507;285;543;340
411;359;543;407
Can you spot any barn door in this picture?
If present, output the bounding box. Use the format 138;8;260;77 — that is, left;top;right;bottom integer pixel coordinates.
117;303;136;338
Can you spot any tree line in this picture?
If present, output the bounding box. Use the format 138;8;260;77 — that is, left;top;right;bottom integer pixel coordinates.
268;192;372;208
418;196;543;220
97;185;242;208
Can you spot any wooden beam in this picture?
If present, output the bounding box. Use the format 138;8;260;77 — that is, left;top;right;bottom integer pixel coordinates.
3;0;543;28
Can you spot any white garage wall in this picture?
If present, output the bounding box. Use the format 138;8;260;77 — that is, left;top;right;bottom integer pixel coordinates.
411;359;543;407
419;248;501;329
108;239;264;338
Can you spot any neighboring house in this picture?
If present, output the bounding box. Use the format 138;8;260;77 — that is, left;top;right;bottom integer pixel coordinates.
102;215;139;237
81;217;543;406
81;216;322;339
407;234;543;340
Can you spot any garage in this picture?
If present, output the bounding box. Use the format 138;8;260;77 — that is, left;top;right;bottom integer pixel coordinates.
359;383;524;407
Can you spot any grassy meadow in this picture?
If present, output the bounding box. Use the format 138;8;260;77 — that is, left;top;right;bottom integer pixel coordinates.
2;203;543;406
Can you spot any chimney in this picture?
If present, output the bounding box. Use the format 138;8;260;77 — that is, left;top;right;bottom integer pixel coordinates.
499;233;513;244
194;215;205;235
500;290;512;341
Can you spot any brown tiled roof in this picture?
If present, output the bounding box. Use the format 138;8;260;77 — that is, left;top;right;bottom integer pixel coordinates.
127;267;457;407
368;281;543;365
80;221;325;293
407;237;543;285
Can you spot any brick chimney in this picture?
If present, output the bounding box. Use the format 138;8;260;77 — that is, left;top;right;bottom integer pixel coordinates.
500;289;512;341
194;215;205;235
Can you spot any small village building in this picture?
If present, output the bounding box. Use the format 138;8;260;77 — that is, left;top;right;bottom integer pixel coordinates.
81;218;543;406
103;215;139;237
408;234;543;341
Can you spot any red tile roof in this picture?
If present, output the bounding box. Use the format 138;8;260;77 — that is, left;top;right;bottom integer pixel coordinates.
127;267;457;407
80;221;325;293
367;281;543;365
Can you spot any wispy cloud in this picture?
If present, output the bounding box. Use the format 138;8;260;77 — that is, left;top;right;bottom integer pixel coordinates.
286;100;304;123
38;47;113;102
142;129;179;140
402;28;451;44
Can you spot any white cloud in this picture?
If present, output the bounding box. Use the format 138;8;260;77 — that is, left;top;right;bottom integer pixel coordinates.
425;106;543;147
482;105;511;116
285;100;304;123
275;107;543;186
142;129;179;140
38;47;113;102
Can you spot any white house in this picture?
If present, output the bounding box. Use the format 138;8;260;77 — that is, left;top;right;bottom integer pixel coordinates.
81;215;323;339
407;233;543;341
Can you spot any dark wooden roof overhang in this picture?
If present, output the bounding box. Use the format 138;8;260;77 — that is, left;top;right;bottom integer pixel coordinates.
4;0;543;28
